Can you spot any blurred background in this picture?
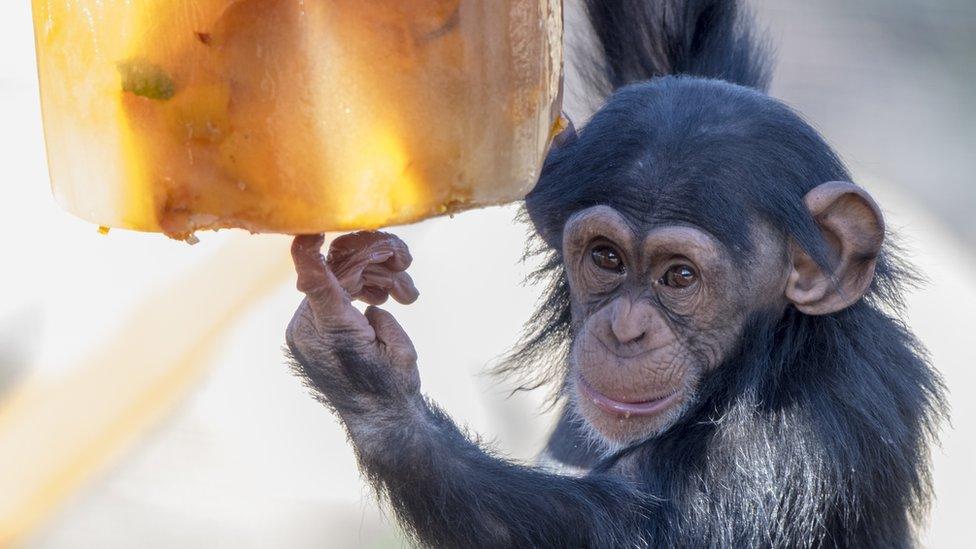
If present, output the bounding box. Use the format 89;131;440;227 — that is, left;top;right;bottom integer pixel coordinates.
1;0;973;547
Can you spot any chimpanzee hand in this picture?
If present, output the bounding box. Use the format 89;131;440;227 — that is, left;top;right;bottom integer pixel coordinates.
286;232;421;423
286;234;645;549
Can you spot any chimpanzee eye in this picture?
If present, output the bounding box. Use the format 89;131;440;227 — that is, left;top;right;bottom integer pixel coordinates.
590;245;624;273
659;264;698;288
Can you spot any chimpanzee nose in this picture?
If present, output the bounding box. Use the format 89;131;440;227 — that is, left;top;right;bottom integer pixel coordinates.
609;298;648;345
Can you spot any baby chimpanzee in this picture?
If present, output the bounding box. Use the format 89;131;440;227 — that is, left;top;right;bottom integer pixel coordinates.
286;1;945;547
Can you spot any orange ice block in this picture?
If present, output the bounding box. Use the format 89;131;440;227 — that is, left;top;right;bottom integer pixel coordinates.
32;1;563;240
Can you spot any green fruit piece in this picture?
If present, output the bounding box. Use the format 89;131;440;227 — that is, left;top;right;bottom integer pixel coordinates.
118;59;175;101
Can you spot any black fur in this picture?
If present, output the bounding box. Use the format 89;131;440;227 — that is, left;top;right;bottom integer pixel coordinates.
290;1;947;547
510;0;946;546
583;0;772;93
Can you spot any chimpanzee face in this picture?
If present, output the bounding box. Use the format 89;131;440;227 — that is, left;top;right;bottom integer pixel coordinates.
562;205;790;445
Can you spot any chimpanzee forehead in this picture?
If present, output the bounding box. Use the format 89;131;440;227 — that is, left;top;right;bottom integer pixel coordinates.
596;173;757;259
529;145;760;260
527;77;851;264
543;83;787;257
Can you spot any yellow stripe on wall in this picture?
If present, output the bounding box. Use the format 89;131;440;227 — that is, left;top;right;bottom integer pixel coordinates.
0;234;298;547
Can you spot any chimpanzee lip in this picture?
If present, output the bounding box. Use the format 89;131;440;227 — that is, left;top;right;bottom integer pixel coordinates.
577;376;680;417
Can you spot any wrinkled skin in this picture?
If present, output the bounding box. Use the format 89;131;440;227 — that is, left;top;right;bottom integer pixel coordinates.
561;206;791;444
286;232;423;449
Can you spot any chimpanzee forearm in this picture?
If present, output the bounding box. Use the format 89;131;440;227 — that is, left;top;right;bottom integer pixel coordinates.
346;394;649;548
288;342;649;548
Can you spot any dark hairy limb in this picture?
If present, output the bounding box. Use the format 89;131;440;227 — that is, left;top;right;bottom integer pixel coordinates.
286;233;651;548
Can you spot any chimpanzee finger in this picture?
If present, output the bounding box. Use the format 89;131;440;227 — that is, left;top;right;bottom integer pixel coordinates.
390;271;420;305
357;270;395;305
292;235;338;297
328;231;397;263
291;235;348;318
356;286;390;306
327;231;381;259
331;249;394;296
379;235;412;272
364;306;419;375
359;266;419;305
353;233;411;272
361;264;394;286
329;231;412;272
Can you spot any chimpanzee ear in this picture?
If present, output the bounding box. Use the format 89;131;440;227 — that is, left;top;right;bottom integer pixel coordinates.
785;181;885;315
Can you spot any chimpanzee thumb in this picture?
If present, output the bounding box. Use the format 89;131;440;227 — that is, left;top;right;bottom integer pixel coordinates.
364;306;419;375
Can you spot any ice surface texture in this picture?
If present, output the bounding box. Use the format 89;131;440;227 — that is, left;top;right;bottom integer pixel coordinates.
33;0;563;239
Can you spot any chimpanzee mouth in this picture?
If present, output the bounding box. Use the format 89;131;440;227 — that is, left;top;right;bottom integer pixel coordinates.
577;376;681;417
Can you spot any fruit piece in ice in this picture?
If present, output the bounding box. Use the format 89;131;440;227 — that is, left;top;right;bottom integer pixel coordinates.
32;0;564;239
117;60;176;101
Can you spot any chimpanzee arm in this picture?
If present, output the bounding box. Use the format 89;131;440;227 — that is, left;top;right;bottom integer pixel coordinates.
542;407;608;471
296;359;649;547
286;233;652;548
